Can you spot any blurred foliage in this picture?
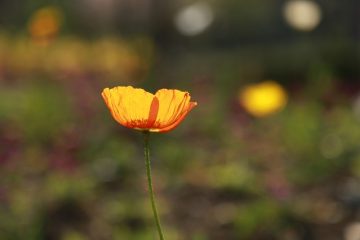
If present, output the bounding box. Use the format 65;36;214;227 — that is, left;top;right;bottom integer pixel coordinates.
0;34;153;83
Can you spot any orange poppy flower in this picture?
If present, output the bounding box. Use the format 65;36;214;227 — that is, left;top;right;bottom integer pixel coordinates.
102;86;197;132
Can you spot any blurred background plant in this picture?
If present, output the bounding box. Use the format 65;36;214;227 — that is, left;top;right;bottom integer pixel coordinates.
0;0;359;239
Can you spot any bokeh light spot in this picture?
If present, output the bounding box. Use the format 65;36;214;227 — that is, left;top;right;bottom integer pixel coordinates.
239;81;288;117
283;0;322;31
174;2;214;36
345;222;360;240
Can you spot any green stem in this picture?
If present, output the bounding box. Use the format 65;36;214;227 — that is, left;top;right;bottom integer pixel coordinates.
143;131;165;240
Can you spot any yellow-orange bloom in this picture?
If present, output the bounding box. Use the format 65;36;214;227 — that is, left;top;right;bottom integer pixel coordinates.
102;86;197;132
239;81;288;117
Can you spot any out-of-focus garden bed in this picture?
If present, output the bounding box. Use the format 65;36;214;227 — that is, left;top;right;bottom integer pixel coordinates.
0;32;359;240
0;0;359;239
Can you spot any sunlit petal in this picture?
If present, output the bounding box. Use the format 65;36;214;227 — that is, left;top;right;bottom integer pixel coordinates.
102;86;197;132
154;101;197;132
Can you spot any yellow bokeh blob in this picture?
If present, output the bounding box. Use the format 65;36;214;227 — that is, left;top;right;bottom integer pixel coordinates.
239;81;288;117
28;6;63;45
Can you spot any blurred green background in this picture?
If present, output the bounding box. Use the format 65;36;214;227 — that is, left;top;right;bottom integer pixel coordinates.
0;0;359;239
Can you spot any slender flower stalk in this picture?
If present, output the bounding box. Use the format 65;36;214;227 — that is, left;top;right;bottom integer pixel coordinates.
143;131;165;240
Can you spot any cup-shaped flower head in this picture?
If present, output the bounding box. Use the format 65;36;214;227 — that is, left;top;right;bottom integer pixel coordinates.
102;86;197;132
